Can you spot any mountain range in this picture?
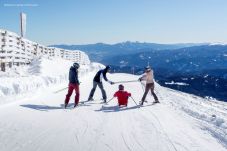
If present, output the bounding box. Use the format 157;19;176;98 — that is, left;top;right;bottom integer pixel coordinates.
51;41;206;62
51;42;227;101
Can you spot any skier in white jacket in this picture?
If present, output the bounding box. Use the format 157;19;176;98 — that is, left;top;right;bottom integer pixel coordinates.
139;66;159;105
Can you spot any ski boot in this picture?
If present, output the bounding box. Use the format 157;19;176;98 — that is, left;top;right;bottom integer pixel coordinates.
100;98;107;103
88;97;94;101
74;103;78;108
153;100;160;103
139;101;144;106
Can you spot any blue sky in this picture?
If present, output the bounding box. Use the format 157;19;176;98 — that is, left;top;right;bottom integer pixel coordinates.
0;0;227;45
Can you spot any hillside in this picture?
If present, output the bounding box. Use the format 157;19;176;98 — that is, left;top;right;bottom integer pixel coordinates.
0;58;226;151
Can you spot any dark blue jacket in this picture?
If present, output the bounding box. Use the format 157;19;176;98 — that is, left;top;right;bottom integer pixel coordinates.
69;66;79;84
93;68;108;83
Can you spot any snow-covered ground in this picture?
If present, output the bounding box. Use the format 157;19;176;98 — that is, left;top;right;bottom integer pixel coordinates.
0;57;102;105
0;59;226;151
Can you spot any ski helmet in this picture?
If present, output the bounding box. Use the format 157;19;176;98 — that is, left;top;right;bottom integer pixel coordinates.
118;84;124;90
73;62;80;69
105;65;111;71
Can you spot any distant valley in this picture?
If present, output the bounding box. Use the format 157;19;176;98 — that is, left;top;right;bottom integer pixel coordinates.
51;42;227;101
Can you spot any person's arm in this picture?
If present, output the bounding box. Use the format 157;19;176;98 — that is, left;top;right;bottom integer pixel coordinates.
103;71;107;81
103;71;114;84
138;74;146;81
75;71;80;84
114;92;118;97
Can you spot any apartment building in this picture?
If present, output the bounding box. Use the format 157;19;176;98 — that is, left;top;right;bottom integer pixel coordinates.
0;29;90;71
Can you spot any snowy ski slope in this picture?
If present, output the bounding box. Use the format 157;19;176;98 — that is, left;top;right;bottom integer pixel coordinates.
0;72;226;151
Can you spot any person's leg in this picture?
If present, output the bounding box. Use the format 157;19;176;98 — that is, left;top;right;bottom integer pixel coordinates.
65;83;74;108
150;83;159;103
141;83;151;105
97;82;107;102
74;84;80;107
88;81;98;100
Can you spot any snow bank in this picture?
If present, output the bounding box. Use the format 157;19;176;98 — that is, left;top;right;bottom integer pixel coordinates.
0;58;101;104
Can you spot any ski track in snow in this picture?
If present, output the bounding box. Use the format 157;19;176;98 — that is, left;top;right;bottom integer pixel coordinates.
0;73;226;151
156;86;227;149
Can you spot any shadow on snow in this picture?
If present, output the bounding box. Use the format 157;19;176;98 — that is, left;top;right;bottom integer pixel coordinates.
20;102;90;111
20;104;62;111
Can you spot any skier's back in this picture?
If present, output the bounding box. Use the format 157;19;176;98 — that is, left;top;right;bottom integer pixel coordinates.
64;62;80;108
114;84;131;106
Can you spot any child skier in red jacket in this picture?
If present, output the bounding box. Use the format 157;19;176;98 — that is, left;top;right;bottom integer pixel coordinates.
114;84;131;107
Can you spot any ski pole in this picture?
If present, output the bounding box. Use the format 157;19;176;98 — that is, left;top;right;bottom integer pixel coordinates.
54;87;68;93
114;80;139;84
130;96;138;106
106;97;114;103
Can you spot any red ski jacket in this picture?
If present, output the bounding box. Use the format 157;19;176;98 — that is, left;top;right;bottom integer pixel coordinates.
114;90;131;106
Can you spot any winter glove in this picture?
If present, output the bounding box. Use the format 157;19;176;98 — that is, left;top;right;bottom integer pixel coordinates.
107;80;114;85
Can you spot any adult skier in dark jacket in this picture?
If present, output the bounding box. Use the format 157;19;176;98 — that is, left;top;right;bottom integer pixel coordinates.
64;62;80;108
88;65;114;102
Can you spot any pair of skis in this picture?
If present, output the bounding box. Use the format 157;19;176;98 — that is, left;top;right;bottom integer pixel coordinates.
105;96;159;109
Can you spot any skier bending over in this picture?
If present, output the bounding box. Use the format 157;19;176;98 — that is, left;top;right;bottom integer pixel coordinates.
64;63;80;108
88;65;115;103
139;66;159;105
113;84;131;107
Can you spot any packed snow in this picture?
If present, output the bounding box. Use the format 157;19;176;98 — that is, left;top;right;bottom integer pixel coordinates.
0;58;226;151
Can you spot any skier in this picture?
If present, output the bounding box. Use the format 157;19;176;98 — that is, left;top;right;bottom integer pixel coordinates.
88;65;114;103
139;66;159;105
64;62;80;108
113;84;131;107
